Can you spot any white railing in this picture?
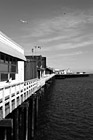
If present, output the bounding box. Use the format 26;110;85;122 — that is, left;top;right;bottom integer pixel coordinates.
0;74;55;119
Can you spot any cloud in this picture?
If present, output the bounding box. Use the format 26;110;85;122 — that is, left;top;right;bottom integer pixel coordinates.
39;36;66;43
57;51;83;57
19;8;93;57
38;32;80;43
52;40;93;51
87;16;93;23
48;51;83;60
35;12;92;36
21;9;91;39
40;40;93;55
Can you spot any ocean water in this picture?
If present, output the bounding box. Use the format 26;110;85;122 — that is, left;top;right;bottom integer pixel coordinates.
33;75;93;140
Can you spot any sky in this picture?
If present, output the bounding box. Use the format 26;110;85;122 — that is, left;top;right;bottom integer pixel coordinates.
0;0;93;72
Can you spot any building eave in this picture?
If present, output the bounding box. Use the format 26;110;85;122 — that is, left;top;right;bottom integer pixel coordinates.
0;31;26;61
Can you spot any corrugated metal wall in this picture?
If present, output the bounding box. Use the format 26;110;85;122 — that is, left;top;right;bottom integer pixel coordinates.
42;57;46;68
24;60;37;81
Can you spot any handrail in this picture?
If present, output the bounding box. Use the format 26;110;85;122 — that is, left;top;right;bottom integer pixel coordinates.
0;74;55;119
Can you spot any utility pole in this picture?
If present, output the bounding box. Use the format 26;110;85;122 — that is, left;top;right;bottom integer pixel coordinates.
34;46;41;56
38;46;41;55
34;46;37;55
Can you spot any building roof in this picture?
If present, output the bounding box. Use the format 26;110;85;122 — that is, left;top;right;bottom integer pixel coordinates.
0;31;26;61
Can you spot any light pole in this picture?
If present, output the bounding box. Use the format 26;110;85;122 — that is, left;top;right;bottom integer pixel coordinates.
38;46;41;55
31;48;34;56
34;46;37;55
34;46;41;55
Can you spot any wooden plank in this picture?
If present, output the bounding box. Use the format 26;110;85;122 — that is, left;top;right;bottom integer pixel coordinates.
0;119;13;128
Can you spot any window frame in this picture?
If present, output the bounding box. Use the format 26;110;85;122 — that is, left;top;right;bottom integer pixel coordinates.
0;53;18;82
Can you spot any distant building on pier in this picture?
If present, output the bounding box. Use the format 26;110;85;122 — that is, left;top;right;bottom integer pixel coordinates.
55;68;73;75
24;55;46;80
45;67;54;74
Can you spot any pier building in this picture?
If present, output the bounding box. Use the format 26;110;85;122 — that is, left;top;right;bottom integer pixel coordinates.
45;67;54;74
0;31;26;87
25;55;46;80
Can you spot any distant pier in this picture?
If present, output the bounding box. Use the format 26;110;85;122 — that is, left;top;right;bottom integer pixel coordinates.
55;74;89;79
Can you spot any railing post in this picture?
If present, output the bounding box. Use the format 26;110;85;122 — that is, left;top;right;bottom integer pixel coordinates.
2;87;5;118
25;83;27;100
23;83;25;102
19;84;21;105
9;86;12;113
15;85;17;108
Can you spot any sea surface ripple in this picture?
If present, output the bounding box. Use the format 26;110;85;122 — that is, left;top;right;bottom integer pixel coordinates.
33;75;93;140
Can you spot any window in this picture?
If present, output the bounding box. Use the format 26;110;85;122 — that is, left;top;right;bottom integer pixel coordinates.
1;73;8;81
11;65;16;73
9;63;17;73
0;53;18;81
12;58;17;64
1;54;5;63
10;74;15;80
9;57;12;64
0;63;8;72
5;56;9;63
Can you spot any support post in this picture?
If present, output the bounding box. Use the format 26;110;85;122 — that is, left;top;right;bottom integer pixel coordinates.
19;102;29;140
31;97;35;138
4;129;7;140
13;109;19;140
25;103;29;140
0;119;13;140
35;96;38;128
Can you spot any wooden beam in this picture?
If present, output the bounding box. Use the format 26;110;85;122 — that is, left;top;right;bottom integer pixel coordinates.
0;119;13;128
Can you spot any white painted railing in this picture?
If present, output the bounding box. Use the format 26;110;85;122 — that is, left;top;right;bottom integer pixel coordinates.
0;74;55;119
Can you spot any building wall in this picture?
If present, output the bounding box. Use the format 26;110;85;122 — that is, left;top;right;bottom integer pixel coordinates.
25;55;47;79
26;55;42;68
45;68;53;74
42;57;46;68
16;61;24;82
24;60;37;81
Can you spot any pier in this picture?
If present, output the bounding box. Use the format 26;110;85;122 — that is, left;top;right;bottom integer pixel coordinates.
0;74;55;139
55;73;89;79
0;30;56;140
